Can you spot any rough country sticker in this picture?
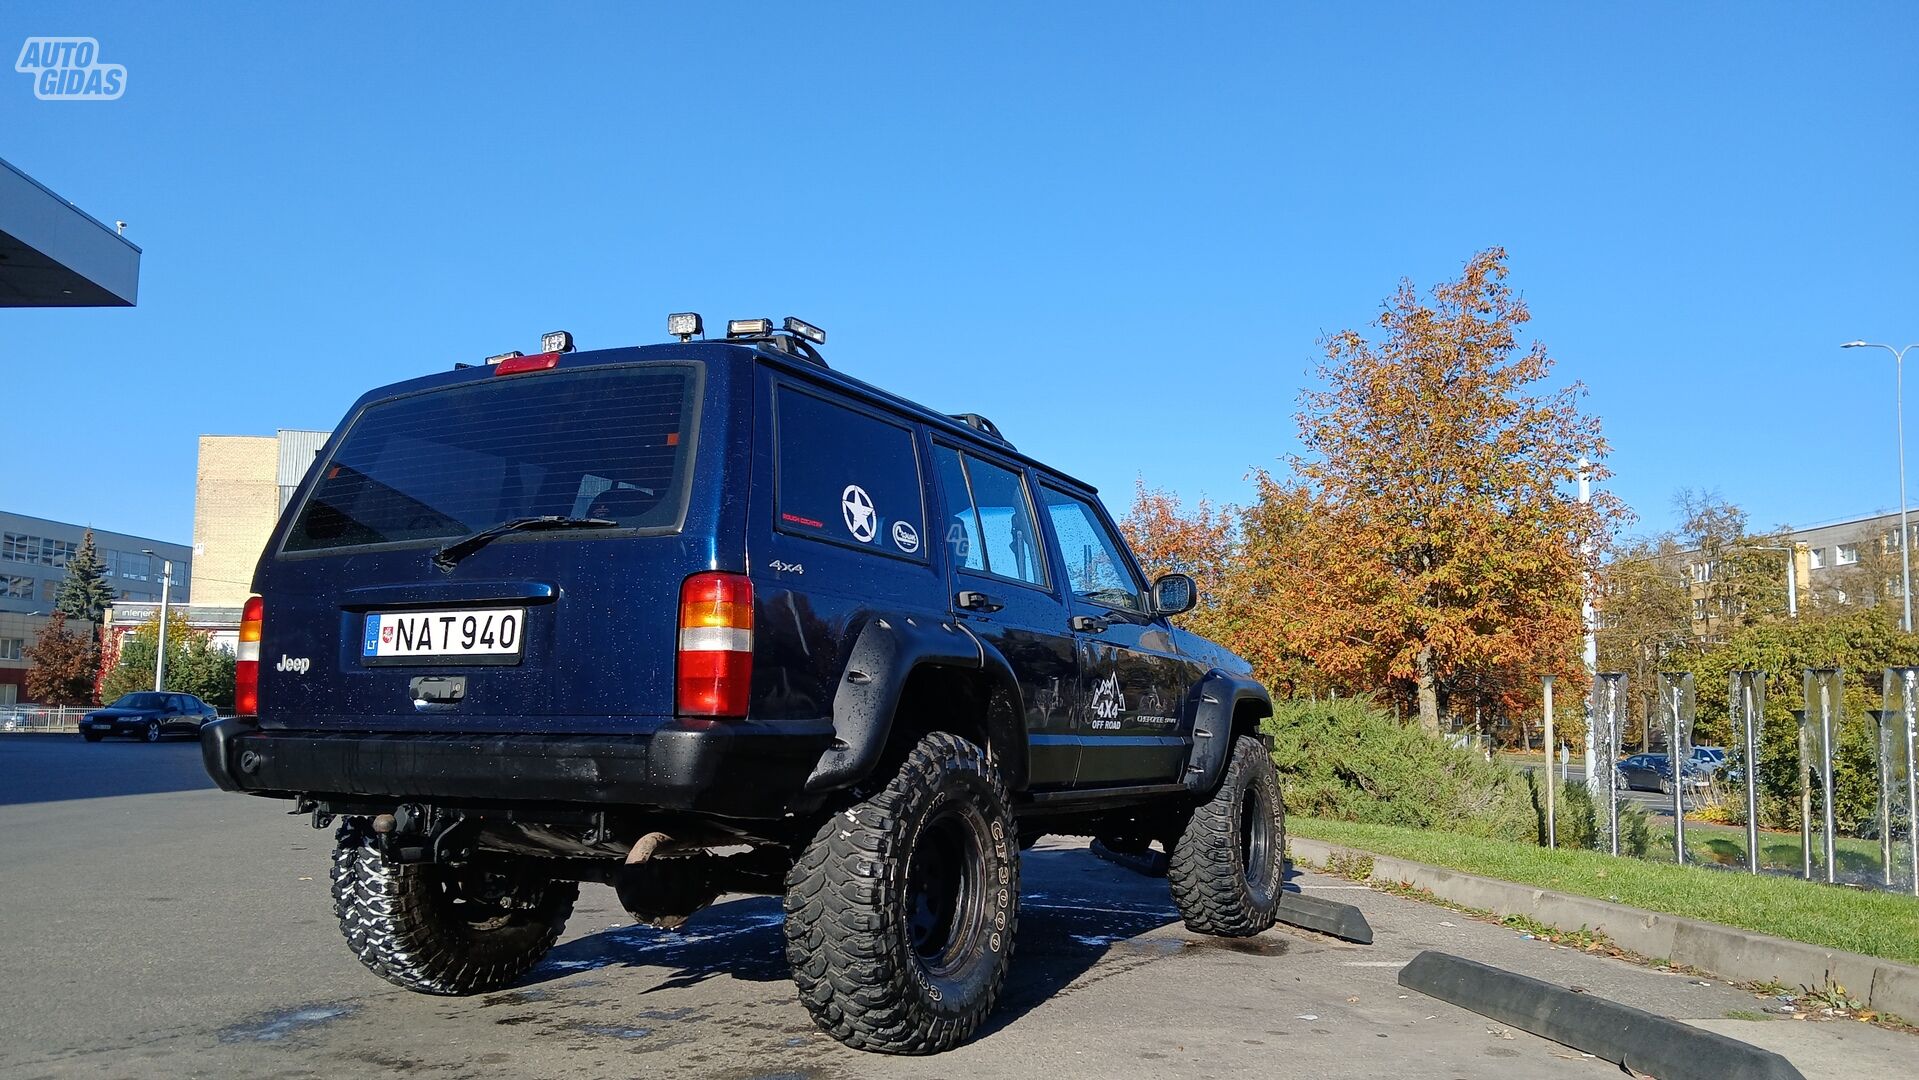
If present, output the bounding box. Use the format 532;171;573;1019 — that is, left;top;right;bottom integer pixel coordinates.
841;484;876;542
15;38;126;100
891;520;920;554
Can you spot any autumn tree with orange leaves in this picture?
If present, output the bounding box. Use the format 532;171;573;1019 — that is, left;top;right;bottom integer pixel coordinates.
1245;249;1623;734
1120;479;1234;595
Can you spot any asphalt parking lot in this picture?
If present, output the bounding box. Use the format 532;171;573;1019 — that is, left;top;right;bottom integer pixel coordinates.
0;734;1907;1079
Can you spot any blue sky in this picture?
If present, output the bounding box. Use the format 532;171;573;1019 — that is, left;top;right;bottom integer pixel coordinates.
3;3;1915;546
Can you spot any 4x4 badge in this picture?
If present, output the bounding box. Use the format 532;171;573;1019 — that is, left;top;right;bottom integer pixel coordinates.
891;521;920;553
841;485;876;542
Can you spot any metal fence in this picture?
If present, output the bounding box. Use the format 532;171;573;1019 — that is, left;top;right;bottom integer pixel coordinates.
1556;667;1918;897
0;705;89;733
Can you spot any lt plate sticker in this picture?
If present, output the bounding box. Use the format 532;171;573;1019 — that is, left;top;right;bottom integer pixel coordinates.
363;608;524;658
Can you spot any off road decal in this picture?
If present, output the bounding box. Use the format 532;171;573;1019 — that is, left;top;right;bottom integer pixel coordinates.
1089;672;1125;728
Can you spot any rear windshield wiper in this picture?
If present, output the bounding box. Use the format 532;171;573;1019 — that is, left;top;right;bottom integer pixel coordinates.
431;515;616;572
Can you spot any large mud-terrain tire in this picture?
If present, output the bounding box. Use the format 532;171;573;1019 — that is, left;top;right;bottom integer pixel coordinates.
1169;735;1284;936
329;824;577;995
784;732;1018;1054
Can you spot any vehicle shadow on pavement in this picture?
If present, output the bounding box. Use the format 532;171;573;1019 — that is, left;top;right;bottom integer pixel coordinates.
0;735;217;806
520;845;1242;1029
528;897;792;991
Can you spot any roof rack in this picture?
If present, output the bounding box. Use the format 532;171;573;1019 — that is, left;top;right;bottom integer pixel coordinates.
948;413;1013;449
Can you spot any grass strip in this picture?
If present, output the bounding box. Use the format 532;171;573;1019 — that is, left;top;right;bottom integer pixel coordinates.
1290;816;1919;966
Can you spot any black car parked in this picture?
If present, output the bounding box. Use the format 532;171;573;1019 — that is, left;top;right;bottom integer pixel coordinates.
1616;752;1708;794
201;315;1282;1054
83;692;218;743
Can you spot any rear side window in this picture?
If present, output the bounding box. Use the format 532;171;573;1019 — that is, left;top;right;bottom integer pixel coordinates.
284;365;700;553
775;387;925;559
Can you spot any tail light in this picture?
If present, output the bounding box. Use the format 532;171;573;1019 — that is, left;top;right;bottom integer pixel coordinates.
235;595;262;715
677;572;752;718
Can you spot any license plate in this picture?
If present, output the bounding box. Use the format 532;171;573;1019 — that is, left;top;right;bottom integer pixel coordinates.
362;608;524;664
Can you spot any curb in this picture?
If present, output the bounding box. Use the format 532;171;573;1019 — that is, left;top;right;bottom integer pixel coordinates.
1290;835;1919;1020
1276;889;1374;944
1400;950;1805;1080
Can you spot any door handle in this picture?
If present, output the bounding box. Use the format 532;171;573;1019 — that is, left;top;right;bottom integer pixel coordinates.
1071;614;1110;633
956;590;1003;613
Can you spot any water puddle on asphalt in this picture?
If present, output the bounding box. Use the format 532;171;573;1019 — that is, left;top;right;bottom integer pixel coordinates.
217;1003;359;1042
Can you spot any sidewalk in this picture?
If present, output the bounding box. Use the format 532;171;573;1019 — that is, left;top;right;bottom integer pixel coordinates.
1292;835;1919;1024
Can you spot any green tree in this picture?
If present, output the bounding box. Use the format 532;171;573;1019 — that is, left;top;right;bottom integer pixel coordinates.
173;631;237;709
53;528;115;624
100;616;236;708
1672;489;1793;636
1597;535;1694;749
22;612;98;705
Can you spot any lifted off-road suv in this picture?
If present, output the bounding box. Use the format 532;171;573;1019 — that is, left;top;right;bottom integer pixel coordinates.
203;315;1281;1053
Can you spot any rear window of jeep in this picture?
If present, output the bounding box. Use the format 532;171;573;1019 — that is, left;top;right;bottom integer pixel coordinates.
283;364;700;553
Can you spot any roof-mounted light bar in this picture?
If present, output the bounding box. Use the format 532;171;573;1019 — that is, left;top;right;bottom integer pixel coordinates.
668;312;704;341
541;330;575;354
783;316;826;345
727;318;773;338
484;350;525;365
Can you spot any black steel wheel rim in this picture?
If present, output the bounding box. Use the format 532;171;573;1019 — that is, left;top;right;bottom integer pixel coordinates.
1239;780;1276;907
905;803;989;979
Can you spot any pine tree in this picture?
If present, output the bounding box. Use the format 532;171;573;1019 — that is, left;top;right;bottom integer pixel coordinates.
54;528;115;624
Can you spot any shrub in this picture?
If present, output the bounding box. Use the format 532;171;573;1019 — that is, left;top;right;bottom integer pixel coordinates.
1619;800;1652;858
1549;778;1598;850
1266;696;1540;843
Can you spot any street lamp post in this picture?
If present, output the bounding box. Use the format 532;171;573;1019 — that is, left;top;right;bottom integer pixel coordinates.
1844;341;1919;632
142;549;172;692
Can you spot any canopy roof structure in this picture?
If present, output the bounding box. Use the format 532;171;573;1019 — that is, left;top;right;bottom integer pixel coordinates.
0;156;140;307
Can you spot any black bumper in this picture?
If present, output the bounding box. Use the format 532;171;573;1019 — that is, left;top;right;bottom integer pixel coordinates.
200;718;836;819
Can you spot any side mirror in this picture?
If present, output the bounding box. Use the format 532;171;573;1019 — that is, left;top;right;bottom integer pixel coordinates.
1150;573;1197;617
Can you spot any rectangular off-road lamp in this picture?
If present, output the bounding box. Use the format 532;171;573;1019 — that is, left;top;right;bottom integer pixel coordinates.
484;350;524;365
783;317;826;344
668;312;703;341
727;318;772;338
541;330;575;354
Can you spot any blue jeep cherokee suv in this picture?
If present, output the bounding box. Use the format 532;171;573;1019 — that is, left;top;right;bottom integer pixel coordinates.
202;316;1280;1053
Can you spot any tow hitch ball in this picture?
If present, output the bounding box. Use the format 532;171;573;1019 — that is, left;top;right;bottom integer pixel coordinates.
369;804;470;863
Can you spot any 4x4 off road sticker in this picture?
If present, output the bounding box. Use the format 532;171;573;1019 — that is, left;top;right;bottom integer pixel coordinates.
1089;672;1125;729
891;521;920;553
841;484;877;542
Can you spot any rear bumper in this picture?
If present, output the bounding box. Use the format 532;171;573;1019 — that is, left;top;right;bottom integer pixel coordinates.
200;717;836;819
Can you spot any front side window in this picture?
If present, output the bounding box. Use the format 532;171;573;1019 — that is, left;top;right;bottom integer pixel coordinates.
1038;486;1142;612
775;387;925;559
933;446;1047;587
284;364;700;553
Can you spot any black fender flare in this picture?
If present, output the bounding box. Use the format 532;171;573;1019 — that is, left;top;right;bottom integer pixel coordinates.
803;615;1027;794
1183;670;1274;793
